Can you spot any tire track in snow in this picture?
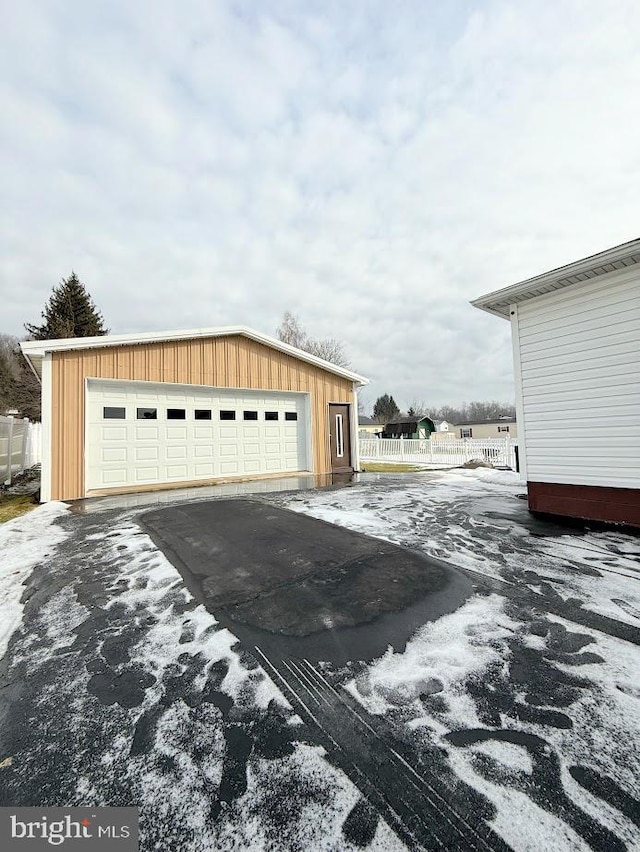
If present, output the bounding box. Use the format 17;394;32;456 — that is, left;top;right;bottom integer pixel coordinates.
255;648;513;852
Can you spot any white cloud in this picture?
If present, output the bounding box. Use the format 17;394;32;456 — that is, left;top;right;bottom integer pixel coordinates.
2;0;639;410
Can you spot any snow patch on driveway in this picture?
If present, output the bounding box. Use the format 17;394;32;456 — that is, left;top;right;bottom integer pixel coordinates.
100;520;290;711
281;468;640;629
347;593;517;726
0;501;70;661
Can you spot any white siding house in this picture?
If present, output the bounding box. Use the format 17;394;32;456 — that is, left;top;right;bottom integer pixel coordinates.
473;237;640;527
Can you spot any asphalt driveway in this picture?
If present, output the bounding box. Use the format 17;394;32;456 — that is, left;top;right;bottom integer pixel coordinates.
140;499;472;662
0;470;638;851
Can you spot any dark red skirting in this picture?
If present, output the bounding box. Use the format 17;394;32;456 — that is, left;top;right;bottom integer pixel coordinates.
528;481;640;528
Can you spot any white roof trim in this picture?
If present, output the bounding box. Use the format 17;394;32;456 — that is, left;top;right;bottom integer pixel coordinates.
471;236;640;319
20;325;369;385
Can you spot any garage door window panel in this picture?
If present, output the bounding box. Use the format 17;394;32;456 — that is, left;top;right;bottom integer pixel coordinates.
265;412;278;421
220;410;236;420
103;407;126;419
137;408;157;420
195;410;212;420
167;408;186;420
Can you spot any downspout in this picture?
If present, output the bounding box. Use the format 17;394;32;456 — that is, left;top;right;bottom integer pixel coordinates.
352;382;361;472
40;352;53;502
510;304;527;483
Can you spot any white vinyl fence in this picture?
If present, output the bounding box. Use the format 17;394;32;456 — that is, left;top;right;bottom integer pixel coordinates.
0;416;42;486
360;437;518;470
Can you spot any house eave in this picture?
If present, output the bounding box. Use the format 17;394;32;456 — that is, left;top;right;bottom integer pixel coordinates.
471;236;640;319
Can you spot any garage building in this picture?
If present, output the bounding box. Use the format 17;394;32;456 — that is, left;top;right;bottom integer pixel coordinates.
472;237;640;527
21;326;368;502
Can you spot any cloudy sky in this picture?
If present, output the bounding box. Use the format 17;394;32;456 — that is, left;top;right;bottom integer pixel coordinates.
2;1;639;412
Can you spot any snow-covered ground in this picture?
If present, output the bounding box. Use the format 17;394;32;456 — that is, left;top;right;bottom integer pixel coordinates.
281;468;640;628
0;507;400;851
0;501;70;660
274;469;640;851
1;469;639;851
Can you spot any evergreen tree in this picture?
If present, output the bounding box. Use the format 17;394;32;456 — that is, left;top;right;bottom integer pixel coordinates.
25;272;108;340
373;394;400;423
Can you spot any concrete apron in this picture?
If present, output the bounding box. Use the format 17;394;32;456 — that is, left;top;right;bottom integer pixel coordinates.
140;499;472;665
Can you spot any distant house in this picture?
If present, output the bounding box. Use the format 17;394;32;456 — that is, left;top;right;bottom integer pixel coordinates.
358;415;383;438
472;236;640;528
382;416;435;440
456;418;518;440
432;420;456;441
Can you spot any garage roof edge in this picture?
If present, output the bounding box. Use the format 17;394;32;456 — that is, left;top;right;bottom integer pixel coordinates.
20;326;369;385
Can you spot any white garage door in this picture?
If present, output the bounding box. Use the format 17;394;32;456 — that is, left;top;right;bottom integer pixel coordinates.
86;379;310;493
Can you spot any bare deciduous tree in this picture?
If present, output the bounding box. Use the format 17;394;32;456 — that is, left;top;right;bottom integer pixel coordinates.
356;391;369;417
428;401;516;424
0;333;41;419
276;311;307;351
276;311;349;367
404;400;431;418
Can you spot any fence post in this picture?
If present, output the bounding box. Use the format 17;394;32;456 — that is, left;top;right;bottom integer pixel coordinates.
430;438;434;463
376;439;380;458
0;418;6;486
18;418;29;475
400;434;405;461
4;416;14;486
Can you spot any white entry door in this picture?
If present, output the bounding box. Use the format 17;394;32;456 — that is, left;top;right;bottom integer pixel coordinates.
85;379;309;493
